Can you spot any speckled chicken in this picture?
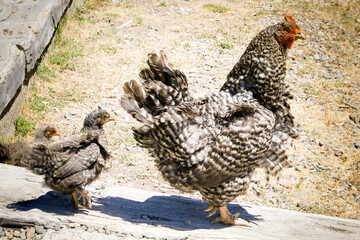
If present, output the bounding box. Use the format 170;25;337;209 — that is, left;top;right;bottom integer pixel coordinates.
0;125;60;171
121;15;304;225
2;108;115;209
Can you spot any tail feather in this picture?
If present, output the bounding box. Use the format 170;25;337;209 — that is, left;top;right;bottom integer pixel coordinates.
121;94;154;125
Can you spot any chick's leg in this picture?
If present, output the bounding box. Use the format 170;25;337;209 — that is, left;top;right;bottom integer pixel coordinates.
212;205;249;226
71;190;92;210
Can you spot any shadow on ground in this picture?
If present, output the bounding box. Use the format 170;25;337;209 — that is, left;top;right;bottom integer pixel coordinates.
7;191;77;216
7;192;262;230
93;195;262;230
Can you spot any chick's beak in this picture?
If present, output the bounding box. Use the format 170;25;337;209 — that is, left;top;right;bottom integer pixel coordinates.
54;132;61;136
104;118;116;123
295;32;305;40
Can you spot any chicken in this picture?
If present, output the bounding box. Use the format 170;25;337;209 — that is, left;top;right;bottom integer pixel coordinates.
0;125;61;172
3;108;115;210
121;15;304;225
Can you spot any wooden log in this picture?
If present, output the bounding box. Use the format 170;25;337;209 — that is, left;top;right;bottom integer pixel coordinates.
0;163;359;239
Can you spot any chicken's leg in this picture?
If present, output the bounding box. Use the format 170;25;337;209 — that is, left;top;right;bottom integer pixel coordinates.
211;205;249;226
71;190;92;210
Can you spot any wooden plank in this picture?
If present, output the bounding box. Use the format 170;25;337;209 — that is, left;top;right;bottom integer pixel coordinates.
0;163;359;239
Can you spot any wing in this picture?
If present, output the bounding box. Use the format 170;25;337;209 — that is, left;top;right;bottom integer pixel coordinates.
51;143;101;179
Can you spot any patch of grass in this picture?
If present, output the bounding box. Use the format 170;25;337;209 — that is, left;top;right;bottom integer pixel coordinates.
203;4;228;13
14;116;36;139
29;92;61;118
103;13;119;22
36;62;56;82
49;40;83;70
158;1;167;7
219;42;233;49
99;44;117;54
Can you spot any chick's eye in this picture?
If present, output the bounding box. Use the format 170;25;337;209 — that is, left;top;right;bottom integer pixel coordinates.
103;115;108;119
283;28;290;34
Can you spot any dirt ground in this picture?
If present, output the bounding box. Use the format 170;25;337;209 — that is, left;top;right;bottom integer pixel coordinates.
16;0;360;221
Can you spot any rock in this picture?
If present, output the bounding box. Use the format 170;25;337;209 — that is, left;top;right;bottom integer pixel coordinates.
19;231;26;240
185;220;192;226
86;227;94;233
13;230;20;237
354;141;360;149
0;231;4;237
297;201;309;208
349;114;359;124
34;235;42;240
295;165;303;171
81;225;88;231
54;224;61;231
333;149;343;157
26;228;35;239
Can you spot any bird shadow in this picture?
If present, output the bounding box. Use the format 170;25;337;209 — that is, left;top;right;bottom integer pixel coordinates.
6;191;78;216
91;194;263;230
7;192;262;230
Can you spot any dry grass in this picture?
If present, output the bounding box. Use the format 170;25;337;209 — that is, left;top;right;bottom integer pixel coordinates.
16;0;360;220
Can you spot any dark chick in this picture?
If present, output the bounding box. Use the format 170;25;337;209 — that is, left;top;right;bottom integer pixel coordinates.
121;15;304;225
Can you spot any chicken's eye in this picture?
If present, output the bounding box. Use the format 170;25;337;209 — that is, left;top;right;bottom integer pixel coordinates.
102;115;108;119
283;28;290;34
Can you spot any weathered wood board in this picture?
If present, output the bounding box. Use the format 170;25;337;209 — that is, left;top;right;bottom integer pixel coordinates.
0;164;359;240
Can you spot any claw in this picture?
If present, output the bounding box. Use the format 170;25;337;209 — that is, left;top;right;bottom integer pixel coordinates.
204;204;214;212
211;205;250;226
71;190;92;210
207;207;218;217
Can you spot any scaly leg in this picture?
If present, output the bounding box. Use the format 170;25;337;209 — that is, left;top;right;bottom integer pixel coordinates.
71;190;92;210
212;205;249;226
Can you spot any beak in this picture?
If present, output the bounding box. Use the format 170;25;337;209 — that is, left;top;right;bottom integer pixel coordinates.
105;118;116;123
295;32;305;40
54;132;61;136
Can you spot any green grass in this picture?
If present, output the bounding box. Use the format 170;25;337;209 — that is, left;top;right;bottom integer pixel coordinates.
14;116;36;139
159;1;167;7
49;40;83;70
99;44;117;54
36;62;56;82
219;42;233;49
29;92;61;118
203;4;228;13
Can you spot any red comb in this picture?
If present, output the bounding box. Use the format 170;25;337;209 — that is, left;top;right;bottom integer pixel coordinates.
284;15;300;29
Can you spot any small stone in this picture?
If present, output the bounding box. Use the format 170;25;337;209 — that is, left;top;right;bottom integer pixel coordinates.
68;223;79;228
297;201;309;208
334;150;343;157
103;225;110;235
69;111;77;116
185;220;192;226
0;232;4;237
34;235;42;240
354;142;360;149
295;165;303;171
13;230;20;237
54;224;61;231
19;232;26;240
147;24;153;29
26;228;35;239
141;215;150;220
87;227;94;233
81;225;88;231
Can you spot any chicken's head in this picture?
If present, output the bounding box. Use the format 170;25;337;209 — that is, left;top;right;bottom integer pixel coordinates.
275;15;305;49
